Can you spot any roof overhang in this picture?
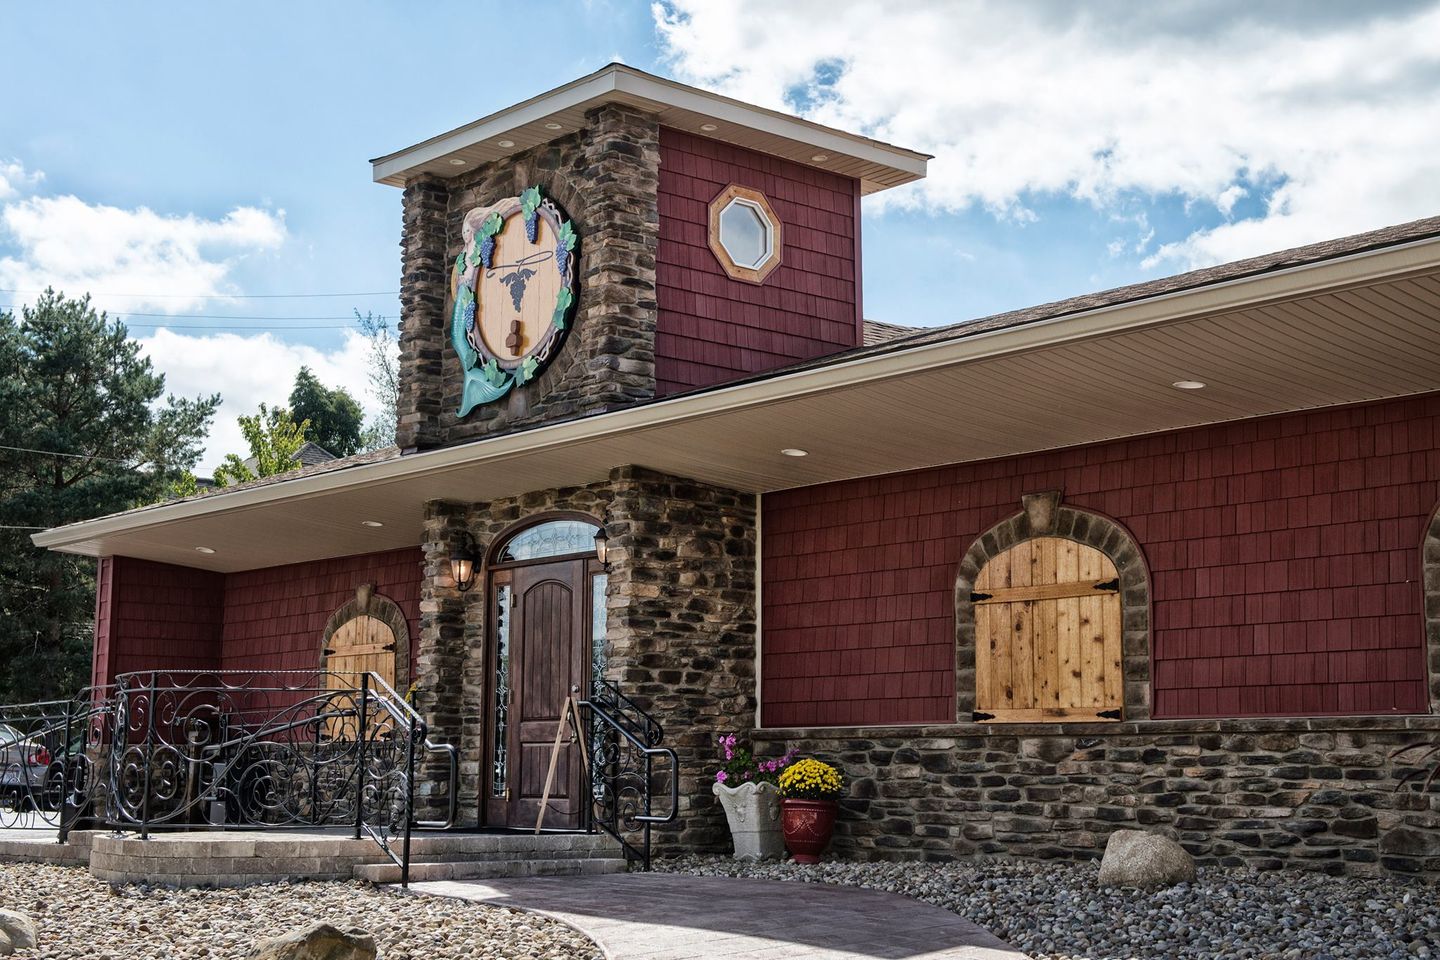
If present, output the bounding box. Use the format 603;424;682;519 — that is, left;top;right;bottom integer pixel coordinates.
370;64;929;195
34;233;1440;572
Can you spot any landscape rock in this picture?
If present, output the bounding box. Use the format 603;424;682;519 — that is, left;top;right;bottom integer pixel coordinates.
1097;829;1196;888
249;922;376;960
0;909;36;955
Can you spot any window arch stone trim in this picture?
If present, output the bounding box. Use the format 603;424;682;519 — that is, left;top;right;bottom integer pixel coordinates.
955;491;1152;721
1423;502;1440;714
320;582;412;695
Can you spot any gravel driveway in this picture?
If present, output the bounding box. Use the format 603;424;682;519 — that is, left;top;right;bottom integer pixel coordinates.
658;855;1440;960
0;863;600;959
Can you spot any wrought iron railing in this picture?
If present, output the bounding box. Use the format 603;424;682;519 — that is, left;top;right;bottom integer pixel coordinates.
0;686;113;838
581;679;677;870
0;671;456;888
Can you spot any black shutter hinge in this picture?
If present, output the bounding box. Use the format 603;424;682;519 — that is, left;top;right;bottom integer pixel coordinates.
970;591;992;602
383;642;396;652
1097;708;1122;720
1094;579;1119;592
322;648;335;656
972;710;995;721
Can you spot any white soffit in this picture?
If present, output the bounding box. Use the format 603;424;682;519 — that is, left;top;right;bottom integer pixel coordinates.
370;64;930;195
32;236;1440;572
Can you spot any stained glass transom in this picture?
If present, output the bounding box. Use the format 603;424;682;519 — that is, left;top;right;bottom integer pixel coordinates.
497;519;599;563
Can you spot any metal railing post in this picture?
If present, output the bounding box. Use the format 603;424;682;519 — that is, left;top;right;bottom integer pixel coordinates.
140;672;157;841
401;714;416;888
57;697;75;843
353;673;368;841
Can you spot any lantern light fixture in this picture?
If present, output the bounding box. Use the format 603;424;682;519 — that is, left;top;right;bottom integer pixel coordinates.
593;527;610;566
449;531;479;592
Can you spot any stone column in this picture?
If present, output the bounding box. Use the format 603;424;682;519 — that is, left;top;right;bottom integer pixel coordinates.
414;499;476;824
396;176;449;452
605;466;758;852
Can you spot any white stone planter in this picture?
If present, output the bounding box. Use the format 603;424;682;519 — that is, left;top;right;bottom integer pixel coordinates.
712;780;784;860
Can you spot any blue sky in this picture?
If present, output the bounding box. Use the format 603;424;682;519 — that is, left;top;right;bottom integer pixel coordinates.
3;1;1438;468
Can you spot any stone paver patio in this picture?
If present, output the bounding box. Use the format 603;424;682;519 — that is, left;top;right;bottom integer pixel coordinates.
407;872;1029;959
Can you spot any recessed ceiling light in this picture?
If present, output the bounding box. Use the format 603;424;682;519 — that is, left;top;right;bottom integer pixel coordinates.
700;123;718;132
780;448;809;457
1172;380;1207;390
361;520;384;528
448;158;467;166
194;546;216;554
497;139;515;148
811;154;829;162
544;122;563;130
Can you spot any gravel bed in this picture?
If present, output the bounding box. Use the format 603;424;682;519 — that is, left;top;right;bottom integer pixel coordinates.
657;855;1440;960
0;863;600;959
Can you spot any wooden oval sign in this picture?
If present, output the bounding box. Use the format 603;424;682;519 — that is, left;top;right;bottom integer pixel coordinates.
450;186;579;416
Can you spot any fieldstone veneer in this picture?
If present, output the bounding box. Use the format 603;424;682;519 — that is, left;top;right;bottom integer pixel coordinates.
755;717;1440;880
397;105;660;451
413;466;756;852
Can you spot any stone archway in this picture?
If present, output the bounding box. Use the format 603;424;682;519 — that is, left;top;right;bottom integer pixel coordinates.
320;582;411;695
1423;502;1440;714
955;491;1152;721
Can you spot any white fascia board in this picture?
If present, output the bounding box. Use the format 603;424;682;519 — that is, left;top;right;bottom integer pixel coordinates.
370;65;928;187
32;233;1440;552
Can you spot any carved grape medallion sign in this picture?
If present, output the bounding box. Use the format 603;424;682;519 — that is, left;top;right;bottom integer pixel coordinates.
450;186;579;416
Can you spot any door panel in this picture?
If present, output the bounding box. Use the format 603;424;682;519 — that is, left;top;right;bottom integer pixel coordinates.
488;558;588;829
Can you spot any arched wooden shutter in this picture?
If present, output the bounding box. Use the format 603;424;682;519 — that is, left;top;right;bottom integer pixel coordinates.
973;537;1123;722
322;615;397;739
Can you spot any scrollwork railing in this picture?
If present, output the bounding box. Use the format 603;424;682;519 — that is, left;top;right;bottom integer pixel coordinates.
0;671;436;887
582;680;677;870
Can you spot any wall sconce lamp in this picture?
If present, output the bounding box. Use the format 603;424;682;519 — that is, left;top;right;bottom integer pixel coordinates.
593;526;610;566
449;531;479;593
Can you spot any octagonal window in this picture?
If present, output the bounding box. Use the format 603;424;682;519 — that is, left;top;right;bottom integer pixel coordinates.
719;199;771;268
708;184;783;283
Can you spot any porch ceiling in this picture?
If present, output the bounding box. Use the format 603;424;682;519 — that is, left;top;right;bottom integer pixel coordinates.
34;233;1440;573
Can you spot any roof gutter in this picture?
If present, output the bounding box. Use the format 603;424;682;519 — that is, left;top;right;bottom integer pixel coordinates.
33;232;1440;552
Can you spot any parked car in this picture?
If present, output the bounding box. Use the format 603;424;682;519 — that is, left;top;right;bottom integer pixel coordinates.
0;722;54;810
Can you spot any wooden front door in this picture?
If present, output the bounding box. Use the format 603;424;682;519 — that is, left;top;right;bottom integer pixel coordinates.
485;556;593;829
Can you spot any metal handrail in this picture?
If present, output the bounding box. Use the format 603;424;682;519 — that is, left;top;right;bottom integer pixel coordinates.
361;673;459;831
580;687;677;871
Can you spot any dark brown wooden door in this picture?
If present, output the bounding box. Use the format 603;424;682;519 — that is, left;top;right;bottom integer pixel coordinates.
487;557;589;829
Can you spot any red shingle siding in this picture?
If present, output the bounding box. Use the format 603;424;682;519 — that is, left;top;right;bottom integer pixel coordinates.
655;128;861;395
220;548;423;677
95;557;225;686
762;394;1440;727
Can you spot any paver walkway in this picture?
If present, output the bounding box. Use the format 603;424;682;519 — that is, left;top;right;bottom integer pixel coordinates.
408;873;1029;959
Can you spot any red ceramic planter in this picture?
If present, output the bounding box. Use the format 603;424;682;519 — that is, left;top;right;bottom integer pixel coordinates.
781;797;838;863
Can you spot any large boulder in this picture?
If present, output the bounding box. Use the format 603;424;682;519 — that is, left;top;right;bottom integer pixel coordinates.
0;909;37;956
1097;830;1196;888
248;923;377;960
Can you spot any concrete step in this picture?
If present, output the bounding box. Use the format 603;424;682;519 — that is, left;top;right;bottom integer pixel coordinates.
402;831;618;860
355;856;629;884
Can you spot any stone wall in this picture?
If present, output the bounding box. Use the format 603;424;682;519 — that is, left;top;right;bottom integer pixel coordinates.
412;466;756;851
755;716;1440;880
396;106;660;452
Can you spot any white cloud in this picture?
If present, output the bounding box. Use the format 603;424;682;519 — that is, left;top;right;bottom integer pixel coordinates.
0;160;43;200
138;329;382;474
0;191;286;313
654;1;1440;269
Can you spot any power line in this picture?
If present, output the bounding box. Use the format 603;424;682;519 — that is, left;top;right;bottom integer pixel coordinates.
0;289;398;300
0;307;367;321
0;442;137;465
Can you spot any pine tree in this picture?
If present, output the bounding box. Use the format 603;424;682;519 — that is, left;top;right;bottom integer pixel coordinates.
0;290;218;702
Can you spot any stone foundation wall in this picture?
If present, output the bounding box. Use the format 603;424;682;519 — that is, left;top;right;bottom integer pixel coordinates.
755;716;1440;879
413;466;756;851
